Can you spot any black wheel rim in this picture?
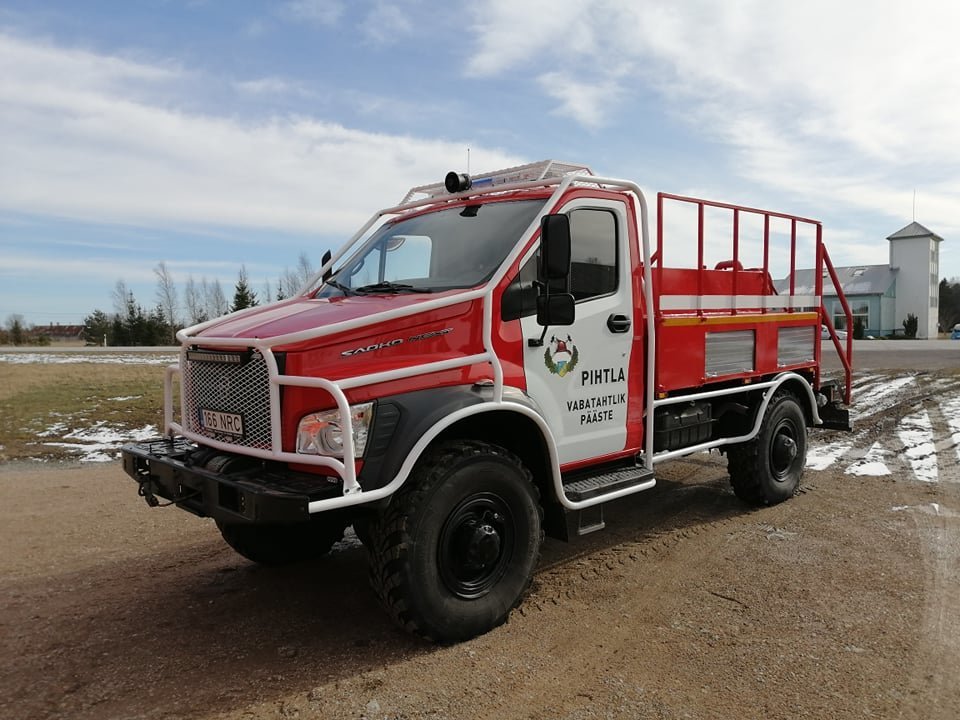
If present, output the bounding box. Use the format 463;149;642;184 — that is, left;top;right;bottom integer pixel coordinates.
438;492;515;600
770;418;800;481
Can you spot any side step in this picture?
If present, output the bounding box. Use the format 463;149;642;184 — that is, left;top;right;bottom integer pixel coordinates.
562;467;656;502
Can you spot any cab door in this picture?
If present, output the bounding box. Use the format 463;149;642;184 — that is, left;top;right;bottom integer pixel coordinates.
518;199;636;466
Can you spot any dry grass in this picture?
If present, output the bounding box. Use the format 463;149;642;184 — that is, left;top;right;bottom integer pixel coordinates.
0;363;167;462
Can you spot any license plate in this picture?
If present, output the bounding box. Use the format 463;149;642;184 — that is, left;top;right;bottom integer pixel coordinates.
199;409;245;437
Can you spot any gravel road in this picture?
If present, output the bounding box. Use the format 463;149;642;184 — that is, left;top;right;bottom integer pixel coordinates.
2;370;958;720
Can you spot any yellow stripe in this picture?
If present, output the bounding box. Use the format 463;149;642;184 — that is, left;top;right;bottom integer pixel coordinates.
660;312;819;327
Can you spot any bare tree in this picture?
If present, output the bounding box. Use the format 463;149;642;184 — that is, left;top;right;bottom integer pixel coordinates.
112;280;131;318
184;276;206;325
277;267;299;300
276;252;317;300
154;261;179;341
295;251;315;289
204;278;229;319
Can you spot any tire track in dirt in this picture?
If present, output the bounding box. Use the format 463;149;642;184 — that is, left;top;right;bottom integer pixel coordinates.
895;396;960;719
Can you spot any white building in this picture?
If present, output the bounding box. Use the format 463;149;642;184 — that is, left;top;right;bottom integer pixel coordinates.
776;221;943;339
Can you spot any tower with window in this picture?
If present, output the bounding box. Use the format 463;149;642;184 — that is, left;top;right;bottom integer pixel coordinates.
887;222;943;338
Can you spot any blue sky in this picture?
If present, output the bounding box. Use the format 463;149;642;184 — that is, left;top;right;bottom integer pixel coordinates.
2;1;958;328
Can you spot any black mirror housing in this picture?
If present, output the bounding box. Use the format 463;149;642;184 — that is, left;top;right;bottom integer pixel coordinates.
539;214;571;281
321;249;333;282
537;293;575;327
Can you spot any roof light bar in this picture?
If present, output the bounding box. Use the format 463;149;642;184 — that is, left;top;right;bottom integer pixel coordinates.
401;159;594;204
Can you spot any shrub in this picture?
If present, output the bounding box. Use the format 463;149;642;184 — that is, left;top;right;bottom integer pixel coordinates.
902;313;918;339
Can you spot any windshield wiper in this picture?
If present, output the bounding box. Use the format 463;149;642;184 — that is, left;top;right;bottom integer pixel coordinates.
324;278;356;296
353;281;433;294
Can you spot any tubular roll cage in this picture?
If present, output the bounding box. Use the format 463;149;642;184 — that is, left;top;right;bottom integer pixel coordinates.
165;169;843;514
655;193;853;404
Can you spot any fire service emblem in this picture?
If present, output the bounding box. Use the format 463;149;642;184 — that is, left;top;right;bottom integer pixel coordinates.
544;334;579;377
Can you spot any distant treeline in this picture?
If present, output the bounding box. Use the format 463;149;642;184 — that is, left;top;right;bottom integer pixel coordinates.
2;253;318;347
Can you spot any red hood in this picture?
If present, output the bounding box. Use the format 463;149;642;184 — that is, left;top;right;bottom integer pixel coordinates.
195;292;464;341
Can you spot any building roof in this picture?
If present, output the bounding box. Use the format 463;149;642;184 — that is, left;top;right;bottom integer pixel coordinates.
887;221;943;243
26;324;85;339
773;264;897;297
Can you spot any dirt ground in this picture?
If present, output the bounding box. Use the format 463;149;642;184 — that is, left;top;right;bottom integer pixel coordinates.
2;374;959;719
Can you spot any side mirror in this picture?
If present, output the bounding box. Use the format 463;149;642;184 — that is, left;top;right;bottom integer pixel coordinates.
539;214;571;282
537;293;575;326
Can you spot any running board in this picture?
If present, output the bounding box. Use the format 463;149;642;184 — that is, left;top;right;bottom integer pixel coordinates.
562;467;656;503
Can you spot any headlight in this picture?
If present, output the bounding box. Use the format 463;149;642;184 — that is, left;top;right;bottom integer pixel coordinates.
296;402;374;458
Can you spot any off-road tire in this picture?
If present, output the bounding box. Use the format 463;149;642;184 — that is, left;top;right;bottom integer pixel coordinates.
727;390;807;506
367;440;543;643
217;513;349;567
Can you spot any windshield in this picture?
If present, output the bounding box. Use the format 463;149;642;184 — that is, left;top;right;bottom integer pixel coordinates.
316;199;546;296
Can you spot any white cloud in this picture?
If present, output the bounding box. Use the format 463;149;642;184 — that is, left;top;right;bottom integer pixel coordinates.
361;2;415;46
466;1;594;76
233;76;314;98
282;0;345;27
467;0;960;252
538;71;625;129
0;32;522;237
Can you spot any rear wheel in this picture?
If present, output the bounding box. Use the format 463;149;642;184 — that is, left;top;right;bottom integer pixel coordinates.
728;390;807;505
217;513;349;567
367;440;543;643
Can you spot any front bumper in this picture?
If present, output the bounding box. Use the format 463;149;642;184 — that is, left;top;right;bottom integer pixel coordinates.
121;438;342;524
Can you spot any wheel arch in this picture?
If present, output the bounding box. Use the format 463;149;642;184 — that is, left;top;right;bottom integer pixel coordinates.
433;408;556;506
769;373;819;427
387;402;564;535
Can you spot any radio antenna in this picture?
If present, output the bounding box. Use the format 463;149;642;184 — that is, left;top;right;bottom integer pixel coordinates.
467;147;471;174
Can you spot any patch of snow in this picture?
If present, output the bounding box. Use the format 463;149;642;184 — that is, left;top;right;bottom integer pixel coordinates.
807;440;851;471
897;409;938;483
42;422;159;462
845;442;892;477
109;395;142;402
0;353;176;366
128;425;159;441
851;375;916;419
37;422;69;438
940;395;960;464
892;503;959;518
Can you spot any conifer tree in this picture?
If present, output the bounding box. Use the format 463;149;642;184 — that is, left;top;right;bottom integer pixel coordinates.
231;266;258;312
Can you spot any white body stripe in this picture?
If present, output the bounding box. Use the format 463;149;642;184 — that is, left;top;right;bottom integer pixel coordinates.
658;294;819;311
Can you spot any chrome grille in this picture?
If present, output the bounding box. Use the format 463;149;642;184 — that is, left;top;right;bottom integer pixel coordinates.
182;350;272;450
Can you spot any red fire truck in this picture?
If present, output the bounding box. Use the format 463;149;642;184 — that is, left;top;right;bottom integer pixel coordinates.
123;161;853;642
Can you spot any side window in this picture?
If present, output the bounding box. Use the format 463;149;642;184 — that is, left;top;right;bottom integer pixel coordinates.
501;253;540;321
569;208;617;301
501;207;619;321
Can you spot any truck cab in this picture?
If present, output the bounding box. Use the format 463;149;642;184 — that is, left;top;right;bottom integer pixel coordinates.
123;161;853;642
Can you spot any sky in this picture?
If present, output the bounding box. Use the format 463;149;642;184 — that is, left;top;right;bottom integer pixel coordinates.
1;0;959;328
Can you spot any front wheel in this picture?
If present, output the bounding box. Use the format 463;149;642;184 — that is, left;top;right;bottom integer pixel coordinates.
367;440;543;643
727;390;807;505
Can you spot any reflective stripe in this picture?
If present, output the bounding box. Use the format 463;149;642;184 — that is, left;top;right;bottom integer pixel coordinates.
658;294;819;310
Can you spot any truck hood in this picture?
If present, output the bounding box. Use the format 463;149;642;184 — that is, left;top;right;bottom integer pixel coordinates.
194;292;465;341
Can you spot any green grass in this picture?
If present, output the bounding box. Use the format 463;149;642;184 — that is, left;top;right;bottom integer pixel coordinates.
0;363;168;462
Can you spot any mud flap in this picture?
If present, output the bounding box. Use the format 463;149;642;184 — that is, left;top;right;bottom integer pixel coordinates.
819;402;851;432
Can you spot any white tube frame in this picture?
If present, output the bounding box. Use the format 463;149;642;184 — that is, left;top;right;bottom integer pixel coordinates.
164;172;817;513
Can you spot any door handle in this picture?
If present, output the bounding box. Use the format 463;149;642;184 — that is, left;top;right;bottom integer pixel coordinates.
607;314;631;333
